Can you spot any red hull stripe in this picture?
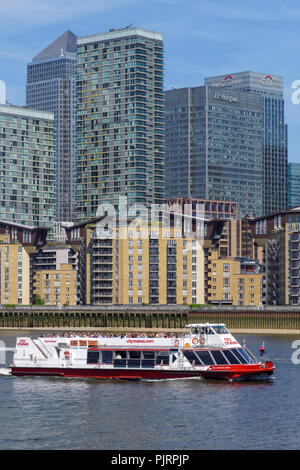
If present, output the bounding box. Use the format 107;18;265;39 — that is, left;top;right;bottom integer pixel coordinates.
11;365;274;380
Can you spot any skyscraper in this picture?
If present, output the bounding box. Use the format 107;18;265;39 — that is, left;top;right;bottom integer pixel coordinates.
75;27;164;222
26;30;77;223
205;72;288;215
165;85;263;217
288;162;300;208
0;104;55;227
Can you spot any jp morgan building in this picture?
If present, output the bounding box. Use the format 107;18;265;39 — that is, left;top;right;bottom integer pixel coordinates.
165;84;264;218
205;72;287;215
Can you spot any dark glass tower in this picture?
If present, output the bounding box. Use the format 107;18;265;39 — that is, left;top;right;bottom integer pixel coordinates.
288;163;300;208
165;85;263;217
26;31;77;223
205;72;288;215
75;27;164;222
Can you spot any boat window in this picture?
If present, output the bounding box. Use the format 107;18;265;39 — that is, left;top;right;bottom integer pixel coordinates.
156;353;169;365
183;351;201;365
222;349;240;365
245;349;256;362
191;328;199;335
127;359;141;368
205;327;214;335
210;350;229;365
129;351;141;359
212;326;229;335
114;359;126;368
238;348;255;364
115;350;126;359
101;351;113;364
87;350;99;364
231;349;248;364
142;351;155;359
195;350;215;365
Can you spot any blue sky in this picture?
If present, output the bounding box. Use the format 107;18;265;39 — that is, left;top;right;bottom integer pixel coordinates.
1;0;300;161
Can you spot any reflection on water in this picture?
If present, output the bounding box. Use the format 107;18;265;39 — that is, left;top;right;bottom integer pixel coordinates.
0;330;299;450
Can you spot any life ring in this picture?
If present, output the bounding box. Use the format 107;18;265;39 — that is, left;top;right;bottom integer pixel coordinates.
192;337;198;345
174;339;179;347
64;350;70;358
199;337;205;345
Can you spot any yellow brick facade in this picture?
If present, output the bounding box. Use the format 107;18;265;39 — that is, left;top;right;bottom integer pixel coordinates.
0;234;30;305
89;223;205;305
208;249;263;306
33;263;77;306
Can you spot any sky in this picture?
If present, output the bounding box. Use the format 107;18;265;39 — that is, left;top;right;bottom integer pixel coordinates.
1;0;300;161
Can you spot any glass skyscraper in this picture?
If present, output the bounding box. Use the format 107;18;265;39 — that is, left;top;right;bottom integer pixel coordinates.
288;162;300;208
0;104;55;227
165;85;263;217
26;31;77;223
75;27;164;222
205;72;288;215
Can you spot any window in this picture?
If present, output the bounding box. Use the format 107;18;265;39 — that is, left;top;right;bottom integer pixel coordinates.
195;350;215;365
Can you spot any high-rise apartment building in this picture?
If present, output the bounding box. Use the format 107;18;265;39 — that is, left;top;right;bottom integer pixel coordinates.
0;104;55;227
205;72;288;215
165;85;263;217
26;31;77;223
75;27;164;222
288;162;300;208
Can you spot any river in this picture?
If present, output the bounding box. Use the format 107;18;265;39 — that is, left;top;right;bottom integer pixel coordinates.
0;330;299;450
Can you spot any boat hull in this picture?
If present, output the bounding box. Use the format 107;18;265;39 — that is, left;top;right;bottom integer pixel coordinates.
11;363;274;381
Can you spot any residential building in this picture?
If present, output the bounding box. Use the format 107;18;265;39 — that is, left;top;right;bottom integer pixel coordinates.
0;104;55;228
0;220;49;305
248;207;300;305
26;30;77;223
65;215;225;305
207;251;265;306
75;27;164;221
31;244;78;306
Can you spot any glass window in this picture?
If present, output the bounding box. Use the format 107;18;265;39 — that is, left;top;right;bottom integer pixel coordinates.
212;326;229;334
196;350;215;365
101;351;113;363
238;348;255;364
87;350;99;364
183;351;201;365
222;349;240;364
210;350;228;365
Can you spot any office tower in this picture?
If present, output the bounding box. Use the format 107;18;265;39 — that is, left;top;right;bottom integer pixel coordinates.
26;31;77;223
288;162;300;208
75;27;164;222
165;85;263;217
0;104;55;227
205;72;288;215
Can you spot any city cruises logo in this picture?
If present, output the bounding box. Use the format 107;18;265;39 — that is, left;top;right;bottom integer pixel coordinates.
261;75;273;87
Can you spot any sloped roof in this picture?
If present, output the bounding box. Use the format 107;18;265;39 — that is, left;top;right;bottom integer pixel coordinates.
33;30;77;62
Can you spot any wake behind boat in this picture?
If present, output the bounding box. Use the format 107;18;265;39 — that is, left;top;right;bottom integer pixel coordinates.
11;323;275;382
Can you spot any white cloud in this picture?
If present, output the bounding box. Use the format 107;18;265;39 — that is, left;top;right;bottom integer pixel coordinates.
0;0;139;27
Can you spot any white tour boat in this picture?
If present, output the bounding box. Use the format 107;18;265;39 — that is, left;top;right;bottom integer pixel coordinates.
11;323;275;381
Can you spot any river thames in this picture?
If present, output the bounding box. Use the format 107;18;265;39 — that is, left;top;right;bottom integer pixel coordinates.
0;330;299;450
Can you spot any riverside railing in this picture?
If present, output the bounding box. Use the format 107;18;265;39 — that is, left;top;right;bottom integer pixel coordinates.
0;305;300;330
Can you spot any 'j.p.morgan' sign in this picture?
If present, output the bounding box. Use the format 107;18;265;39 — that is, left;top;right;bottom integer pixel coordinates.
213;92;238;103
